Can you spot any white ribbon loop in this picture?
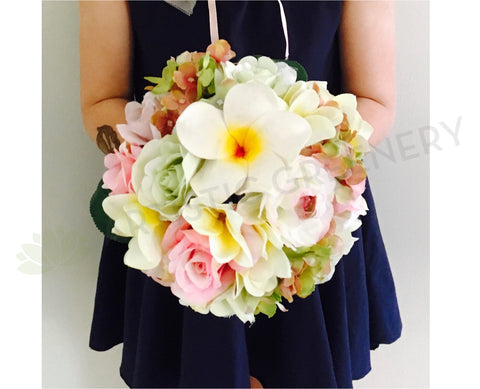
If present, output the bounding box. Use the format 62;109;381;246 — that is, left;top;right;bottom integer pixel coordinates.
207;0;290;59
277;0;290;60
207;0;219;44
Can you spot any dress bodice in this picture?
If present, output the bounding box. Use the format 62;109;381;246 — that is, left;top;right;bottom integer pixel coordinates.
128;1;343;100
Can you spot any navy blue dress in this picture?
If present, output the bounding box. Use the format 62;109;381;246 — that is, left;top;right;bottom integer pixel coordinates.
89;2;402;388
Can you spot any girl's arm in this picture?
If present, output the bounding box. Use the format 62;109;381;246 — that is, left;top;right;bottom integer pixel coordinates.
340;0;396;146
79;0;133;153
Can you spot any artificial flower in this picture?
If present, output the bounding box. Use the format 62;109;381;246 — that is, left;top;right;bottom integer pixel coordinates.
151;109;180;137
162;216;235;306
181;197;254;268
131;133;200;221
283;81;341;145
227;222;290;297
102;193;168;270
173;61;198;93
235;239;291;297
117;92;163;145
176;81;312;202
228;56;297;96
102;142;142;195
160;88;196;114
93;40;375;322
206;39;236;63
260;156;336;248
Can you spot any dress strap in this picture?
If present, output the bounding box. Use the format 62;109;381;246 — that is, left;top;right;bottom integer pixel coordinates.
207;0;290;59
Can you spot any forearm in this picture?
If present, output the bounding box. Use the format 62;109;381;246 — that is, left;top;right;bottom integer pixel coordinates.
356;96;395;147
82;98;128;154
79;0;132;154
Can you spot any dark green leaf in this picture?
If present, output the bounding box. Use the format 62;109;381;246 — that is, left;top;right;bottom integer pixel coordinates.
90;180;131;244
280;60;308;82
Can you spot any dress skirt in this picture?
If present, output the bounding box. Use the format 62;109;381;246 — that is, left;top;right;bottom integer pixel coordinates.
89;180;402;388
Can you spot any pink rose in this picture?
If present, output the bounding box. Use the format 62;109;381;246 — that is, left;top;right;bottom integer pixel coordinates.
102;142;142;195
116;92;162;146
162;217;235;305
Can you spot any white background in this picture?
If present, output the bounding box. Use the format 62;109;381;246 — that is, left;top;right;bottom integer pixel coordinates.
3;0;478;388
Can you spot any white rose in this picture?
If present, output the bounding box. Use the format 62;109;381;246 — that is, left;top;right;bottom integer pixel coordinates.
262;155;336;249
230;56;297;96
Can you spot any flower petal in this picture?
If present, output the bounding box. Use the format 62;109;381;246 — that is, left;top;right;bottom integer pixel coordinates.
223;82;286;128
305;115;337;145
134;225;165;269
333;93;373;139
236;193;264;224
182;151;201;184
251;111;311;162
190;158;247;203
175;101;228;159
241;243;291;297
289;89;320;116
208;212;245;264
240;150;286;194
358;119;374;141
313;106;344;126
131;138;163;193
124;234;161;270
102;194;138;236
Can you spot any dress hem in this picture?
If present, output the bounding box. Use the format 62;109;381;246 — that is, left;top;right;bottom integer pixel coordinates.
93;333;403;388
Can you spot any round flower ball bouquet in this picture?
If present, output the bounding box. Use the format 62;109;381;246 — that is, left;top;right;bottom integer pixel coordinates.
90;40;373;323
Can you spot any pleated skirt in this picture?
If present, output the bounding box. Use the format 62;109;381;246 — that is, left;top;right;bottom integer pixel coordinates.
89;180;402;388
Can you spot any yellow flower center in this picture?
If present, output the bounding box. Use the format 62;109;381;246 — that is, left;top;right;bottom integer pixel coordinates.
224;126;263;164
141;205;161;227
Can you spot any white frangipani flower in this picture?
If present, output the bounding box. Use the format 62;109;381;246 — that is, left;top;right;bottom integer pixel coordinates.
175;82;312;203
102;194;168;270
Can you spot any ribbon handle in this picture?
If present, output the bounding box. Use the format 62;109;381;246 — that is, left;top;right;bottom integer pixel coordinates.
207;0;219;44
207;0;289;59
277;0;290;60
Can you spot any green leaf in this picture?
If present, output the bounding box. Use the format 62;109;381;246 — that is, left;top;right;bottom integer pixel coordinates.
201;52;213;69
298;270;315;298
89;180;131;244
198;68;214;87
151;83;170;95
310;244;332;260
196;81;203;100
207;83;216;95
322;141;339;157
282;60;308;82
144;76;164;84
256;299;278;318
164;59;178;76
145;59;178;95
